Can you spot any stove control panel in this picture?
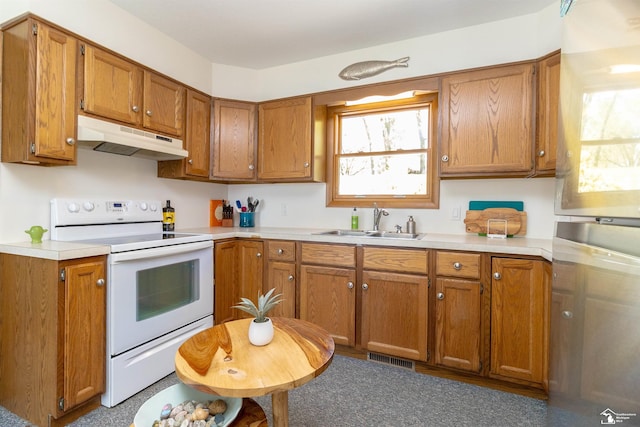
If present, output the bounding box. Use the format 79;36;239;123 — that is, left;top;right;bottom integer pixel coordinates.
51;198;162;226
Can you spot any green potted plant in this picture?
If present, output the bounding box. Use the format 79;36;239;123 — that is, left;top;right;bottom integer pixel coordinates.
233;288;282;346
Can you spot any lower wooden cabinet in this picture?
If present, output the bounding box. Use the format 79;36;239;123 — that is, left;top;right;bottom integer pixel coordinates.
490;257;550;388
434;251;484;373
265;240;296;317
361;247;429;361
214;239;264;323
0;254;106;427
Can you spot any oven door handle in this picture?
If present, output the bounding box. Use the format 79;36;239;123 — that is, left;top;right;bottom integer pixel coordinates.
109;240;213;263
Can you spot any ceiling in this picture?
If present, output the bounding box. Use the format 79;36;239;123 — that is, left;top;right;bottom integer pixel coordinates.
108;0;557;69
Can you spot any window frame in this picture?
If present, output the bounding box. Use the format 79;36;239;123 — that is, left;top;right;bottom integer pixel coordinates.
326;93;440;209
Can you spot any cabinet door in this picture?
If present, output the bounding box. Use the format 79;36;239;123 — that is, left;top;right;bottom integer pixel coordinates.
212;99;257;180
236;240;264;319
143;70;185;137
258;97;312;180
184;90;211;178
82;44;143;125
491;258;548;384
214;240;238;324
434;277;481;372
440;64;534;176
62;259;106;410
299;265;356;346
361;271;428;360
535;51;560;175
266;261;296;318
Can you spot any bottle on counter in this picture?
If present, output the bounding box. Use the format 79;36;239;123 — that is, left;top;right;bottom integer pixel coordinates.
351;207;359;230
406;215;416;234
163;200;175;232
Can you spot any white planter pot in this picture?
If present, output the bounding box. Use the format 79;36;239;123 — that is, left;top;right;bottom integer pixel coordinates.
248;317;274;346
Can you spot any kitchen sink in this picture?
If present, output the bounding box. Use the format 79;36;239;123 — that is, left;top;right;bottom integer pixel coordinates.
315;230;424;240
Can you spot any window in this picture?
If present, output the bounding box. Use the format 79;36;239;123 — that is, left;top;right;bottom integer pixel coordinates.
326;93;439;208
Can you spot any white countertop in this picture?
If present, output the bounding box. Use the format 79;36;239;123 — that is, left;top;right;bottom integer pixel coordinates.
0;226;552;261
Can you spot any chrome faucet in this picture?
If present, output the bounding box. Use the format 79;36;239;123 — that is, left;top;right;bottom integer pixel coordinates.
372;203;389;231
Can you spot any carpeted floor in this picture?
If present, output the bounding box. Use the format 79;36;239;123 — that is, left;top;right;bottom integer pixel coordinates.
0;354;581;426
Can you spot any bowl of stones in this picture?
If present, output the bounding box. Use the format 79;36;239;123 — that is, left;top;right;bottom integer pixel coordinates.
133;383;242;427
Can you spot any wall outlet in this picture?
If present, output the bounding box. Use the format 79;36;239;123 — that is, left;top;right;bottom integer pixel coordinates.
281;203;287;216
451;206;461;221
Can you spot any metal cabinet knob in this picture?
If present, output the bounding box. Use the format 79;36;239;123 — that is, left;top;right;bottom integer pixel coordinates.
132;105;139;112
347;281;354;289
538;150;545;157
304;162;310;168
362;283;369;290
66;137;75;146
288;275;294;281
441;155;449;162
437;292;444;300
146;109;153;117
562;310;573;319
493;272;502;280
97;278;105;286
248;164;255;170
278;248;284;255
188;159;193;164
453;262;462;270
256;252;262;258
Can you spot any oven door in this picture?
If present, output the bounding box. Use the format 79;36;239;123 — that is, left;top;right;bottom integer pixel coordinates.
108;240;213;356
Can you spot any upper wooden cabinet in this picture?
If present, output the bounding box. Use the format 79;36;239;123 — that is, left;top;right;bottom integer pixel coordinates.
157;89;212;180
212;99;257;181
1;17;77;165
440;63;535;177
81;44;185;137
257;96;326;182
534;51;560;176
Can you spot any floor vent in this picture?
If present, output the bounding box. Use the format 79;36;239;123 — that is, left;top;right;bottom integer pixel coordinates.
367;352;415;371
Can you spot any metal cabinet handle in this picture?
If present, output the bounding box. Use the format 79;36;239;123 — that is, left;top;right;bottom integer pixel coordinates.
347;281;354;289
132;105;139;112
362;283;369;290
453;262;462;270
441;155;449;162
493;272;502;280
256;252;262;258
437;292;444;300
562;310;573;319
65;137;75;146
538;150;545;157
146;109;153;117
278;248;284;255
288;275;294;281
97;278;105;286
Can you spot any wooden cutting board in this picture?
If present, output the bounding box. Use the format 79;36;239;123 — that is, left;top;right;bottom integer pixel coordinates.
464;208;527;236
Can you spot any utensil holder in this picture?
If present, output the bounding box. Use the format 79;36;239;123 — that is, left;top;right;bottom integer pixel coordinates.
239;212;255;227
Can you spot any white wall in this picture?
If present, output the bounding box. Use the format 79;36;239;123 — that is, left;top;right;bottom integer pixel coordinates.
0;0;561;243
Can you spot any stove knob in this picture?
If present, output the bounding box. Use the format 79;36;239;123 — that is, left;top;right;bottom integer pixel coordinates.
68;202;80;213
140;202;148;211
149;204;158;212
83;202;95;212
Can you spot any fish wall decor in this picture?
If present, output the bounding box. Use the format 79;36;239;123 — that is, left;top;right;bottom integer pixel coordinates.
338;57;410;81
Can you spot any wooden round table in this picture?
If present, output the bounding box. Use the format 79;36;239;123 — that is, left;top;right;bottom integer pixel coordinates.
175;317;335;427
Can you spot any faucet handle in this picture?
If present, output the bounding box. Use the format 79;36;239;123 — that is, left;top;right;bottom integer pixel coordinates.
395;225;402;233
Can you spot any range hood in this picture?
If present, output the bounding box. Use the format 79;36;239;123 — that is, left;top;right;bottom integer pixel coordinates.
77;115;188;160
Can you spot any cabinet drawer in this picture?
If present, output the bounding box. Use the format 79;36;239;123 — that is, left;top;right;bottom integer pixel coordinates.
363;247;428;275
436;251;481;279
301;243;356;268
267;240;296;262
